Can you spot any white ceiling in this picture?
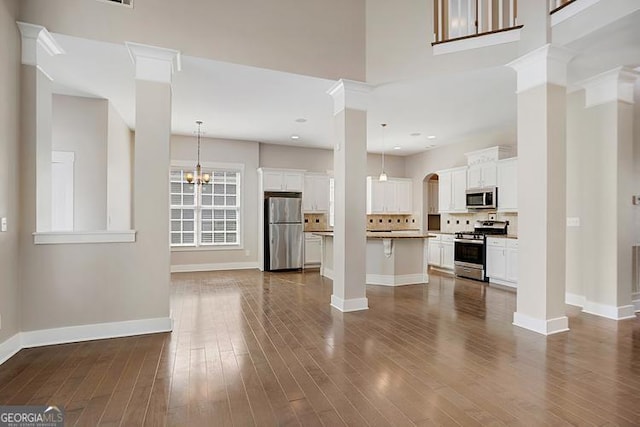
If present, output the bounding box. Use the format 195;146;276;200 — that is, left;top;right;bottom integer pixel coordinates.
39;8;639;158
40;33;518;156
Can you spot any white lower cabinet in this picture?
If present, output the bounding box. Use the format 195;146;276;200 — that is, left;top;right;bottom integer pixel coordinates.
304;233;322;267
428;234;454;270
486;237;518;288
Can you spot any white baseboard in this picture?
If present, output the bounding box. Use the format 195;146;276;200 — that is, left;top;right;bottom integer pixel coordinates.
565;292;586;307
330;295;368;313
513;312;569;335
582;301;636;320
0;334;22;366
321;267;334;280
171;262;258;273
489;278;517;289
0;317;172;366
366;273;428;286
633;293;640;312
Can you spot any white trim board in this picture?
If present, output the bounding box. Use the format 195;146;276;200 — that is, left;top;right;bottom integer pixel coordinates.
433;27;521;56
171;262;258;273
330;295;369;312
0;317;172;366
366;274;428;286
513;312;569;335
33;230;137;244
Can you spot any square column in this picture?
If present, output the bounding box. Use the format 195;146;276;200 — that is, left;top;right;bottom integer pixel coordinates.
327;80;371;312
126;42;181;317
507;44;574;335
575;67;639;319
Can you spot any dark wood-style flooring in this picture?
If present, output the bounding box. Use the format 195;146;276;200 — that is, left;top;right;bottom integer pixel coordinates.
0;269;639;426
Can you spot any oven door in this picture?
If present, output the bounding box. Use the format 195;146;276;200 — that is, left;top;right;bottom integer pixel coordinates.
454;239;485;267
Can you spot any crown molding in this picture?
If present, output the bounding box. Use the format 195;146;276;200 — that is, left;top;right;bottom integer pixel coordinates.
578;66;639;108
506;44;575;93
125;41;181;84
327;79;372;115
16;21;65;66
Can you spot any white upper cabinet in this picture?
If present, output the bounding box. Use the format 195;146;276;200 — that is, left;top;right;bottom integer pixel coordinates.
497;158;517;212
427;180;439;214
366;177;412;214
260;168;304;192
303;174;330;212
437;167;467;213
467;163;497;189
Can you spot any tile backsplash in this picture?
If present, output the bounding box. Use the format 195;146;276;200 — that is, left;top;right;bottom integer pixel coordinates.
303;213;329;231
367;214;418;231
437;212;518;235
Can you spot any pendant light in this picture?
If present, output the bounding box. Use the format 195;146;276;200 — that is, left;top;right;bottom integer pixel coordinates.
379;123;388;182
185;120;210;186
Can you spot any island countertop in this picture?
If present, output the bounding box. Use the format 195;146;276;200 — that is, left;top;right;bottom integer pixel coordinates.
313;231;434;239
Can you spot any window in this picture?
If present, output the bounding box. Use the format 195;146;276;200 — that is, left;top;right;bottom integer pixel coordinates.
170;168;241;248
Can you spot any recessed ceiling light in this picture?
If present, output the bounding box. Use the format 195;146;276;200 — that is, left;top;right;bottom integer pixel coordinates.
427;135;436;139
410;132;421;137
295;118;307;123
291;135;300;140
393;145;401;150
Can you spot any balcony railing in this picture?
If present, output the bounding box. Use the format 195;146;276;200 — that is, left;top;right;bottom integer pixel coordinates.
433;0;519;45
549;0;577;14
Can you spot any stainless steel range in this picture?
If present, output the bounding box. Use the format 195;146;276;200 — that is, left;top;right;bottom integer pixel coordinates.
454;220;508;281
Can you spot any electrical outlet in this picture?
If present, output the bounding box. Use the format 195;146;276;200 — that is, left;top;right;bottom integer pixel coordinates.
567;217;580;227
633;195;640;205
1;217;6;232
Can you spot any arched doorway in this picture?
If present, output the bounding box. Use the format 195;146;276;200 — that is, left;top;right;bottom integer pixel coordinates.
422;173;440;232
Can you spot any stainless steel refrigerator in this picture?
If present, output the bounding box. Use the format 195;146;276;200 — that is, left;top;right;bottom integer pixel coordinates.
265;195;303;271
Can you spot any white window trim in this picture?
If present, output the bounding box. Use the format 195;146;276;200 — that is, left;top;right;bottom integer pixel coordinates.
170;161;245;251
33;230;136;245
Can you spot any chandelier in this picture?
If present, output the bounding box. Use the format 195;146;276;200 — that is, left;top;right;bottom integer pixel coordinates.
185;120;210;185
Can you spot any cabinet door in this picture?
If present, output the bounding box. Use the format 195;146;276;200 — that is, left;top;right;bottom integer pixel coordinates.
314;175;330;211
428;181;439;214
382;181;397;213
428;241;441;267
481;163;497;187
396;180;412;214
438;171;452;213
451;168;467;211
486;245;506;280
302;175;315;211
441;242;454;270
263;171;283;191
304;237;322;265
367;178;386;214
467;166;483;189
497;159;517;212
506;245;518;283
283;172;303;191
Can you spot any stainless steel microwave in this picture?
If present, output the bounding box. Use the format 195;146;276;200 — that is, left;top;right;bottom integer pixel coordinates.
466;187;497;210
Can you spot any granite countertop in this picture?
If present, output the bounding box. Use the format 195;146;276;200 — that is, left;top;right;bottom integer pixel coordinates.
313;231;434;239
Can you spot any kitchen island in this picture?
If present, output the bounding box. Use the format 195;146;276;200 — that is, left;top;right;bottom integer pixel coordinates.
313;231;433;286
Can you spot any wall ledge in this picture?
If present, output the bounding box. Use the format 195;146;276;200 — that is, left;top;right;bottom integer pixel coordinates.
33;230;136;244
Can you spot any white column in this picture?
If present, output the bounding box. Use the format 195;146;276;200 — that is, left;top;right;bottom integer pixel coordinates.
126;42;181;317
507;44;574;335
576;67;639;319
327;80;371;312
17;22;65;232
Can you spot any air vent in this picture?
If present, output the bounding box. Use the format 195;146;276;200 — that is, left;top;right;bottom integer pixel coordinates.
98;0;133;7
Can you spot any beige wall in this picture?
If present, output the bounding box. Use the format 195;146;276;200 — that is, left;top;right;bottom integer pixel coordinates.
170;136;259;268
18;0;365;81
52;95;108;230
0;0;20;344
107;103;133;230
405;128;517;227
258;143;407;177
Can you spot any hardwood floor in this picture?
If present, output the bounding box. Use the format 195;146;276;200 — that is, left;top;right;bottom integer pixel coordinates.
1;269;639;426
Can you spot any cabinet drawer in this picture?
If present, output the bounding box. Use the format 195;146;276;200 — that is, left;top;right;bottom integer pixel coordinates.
442;234;454;243
486;237;506;247
506;239;518;249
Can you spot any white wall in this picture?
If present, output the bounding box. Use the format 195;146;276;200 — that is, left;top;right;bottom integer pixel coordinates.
170;135;259;268
258;143;407;177
52;95;108;231
107;102;133;230
0;0;21;345
19;0;365;81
